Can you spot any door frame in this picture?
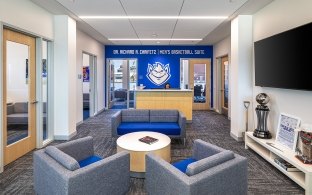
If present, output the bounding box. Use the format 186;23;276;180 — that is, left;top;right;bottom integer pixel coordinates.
2;27;37;165
0;23;54;173
82;51;97;118
180;58;212;110
216;54;230;116
106;58;138;109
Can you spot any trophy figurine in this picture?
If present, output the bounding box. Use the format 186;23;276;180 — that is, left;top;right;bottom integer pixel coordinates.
253;93;272;139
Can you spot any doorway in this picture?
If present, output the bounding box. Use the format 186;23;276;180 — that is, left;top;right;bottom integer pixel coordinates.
181;59;211;110
107;59;137;109
2;28;36;165
220;56;229;116
82;52;97;120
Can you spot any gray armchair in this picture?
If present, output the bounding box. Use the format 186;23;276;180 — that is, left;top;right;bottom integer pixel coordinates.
145;139;248;195
33;136;130;195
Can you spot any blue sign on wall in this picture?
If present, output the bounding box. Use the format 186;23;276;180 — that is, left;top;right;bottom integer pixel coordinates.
105;45;213;89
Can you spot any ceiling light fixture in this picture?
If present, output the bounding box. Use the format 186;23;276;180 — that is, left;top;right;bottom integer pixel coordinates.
79;16;227;20
108;38;202;41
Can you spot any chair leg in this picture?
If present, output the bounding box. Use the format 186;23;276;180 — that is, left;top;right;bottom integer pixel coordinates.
183;138;186;146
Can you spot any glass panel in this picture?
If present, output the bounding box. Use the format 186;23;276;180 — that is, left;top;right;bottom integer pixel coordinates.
128;60;137;108
42;40;48;140
180;60;189;89
83;53;90;120
193;63;206;103
6;41;29;145
109;61;114;108
223;61;229;108
110;60;127;109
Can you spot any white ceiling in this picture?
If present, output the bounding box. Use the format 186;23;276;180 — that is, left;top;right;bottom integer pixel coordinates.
31;0;274;45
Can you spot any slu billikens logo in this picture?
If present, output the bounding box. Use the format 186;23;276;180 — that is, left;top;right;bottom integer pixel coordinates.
146;62;171;86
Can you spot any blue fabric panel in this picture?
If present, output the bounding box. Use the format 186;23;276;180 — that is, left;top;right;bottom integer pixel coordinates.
117;122;181;135
172;158;197;173
78;155;102;168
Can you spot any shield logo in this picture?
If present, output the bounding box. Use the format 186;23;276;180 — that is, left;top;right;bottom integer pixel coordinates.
146;62;171;86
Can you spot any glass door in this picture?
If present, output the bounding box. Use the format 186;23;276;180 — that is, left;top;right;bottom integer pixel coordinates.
188;59;211;110
108;59;137;109
221;56;229;116
128;59;137;109
3;28;36;165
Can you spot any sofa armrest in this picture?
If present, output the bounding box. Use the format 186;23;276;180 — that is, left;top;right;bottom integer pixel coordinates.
145;153;191;195
56;136;94;161
188;155;248;195
68;151;130;195
178;111;186;138
111;111;122;137
34;150;130;195
193;139;226;160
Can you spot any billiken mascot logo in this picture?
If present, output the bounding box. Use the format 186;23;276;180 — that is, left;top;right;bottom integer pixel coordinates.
146;62;171;86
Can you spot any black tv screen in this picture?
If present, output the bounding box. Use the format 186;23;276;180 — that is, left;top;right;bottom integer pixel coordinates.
254;22;312;91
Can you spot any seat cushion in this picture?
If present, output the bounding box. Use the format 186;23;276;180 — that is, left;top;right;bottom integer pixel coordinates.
186;150;235;176
78;155;103;168
150;110;179;122
117;122;181;135
172;158;197;173
45;146;80;171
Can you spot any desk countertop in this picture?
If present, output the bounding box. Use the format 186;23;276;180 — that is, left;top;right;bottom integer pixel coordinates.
132;89;192;92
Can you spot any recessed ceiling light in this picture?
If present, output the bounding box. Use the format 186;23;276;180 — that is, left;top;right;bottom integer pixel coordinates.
79;16;227;20
156;41;161;44
152;33;158;37
108;38;202;41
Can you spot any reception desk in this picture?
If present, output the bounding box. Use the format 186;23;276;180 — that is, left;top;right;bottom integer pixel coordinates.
134;89;193;121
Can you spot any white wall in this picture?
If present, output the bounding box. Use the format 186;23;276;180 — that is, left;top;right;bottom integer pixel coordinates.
253;0;312;136
76;29;105;124
53;15;77;139
0;0;53;39
230;15;253;140
213;36;231;113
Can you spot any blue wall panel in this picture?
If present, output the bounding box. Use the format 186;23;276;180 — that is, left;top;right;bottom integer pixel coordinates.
105;45;213;106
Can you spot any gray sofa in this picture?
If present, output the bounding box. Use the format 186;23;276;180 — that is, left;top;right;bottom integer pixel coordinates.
145;139;248;195
111;109;186;143
7;102;46;125
33;136;130;195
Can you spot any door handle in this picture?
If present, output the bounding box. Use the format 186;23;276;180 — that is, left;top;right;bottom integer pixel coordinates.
31;100;38;104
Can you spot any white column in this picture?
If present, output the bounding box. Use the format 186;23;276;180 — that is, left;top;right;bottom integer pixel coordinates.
230;15;253;141
53;15;77;140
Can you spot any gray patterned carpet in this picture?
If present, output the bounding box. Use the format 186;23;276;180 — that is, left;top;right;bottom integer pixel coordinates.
0;110;304;194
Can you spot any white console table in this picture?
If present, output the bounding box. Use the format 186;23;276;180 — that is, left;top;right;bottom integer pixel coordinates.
245;132;312;195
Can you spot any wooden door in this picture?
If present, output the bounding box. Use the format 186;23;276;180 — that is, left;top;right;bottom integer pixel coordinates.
189;59;211;110
221;56;229;116
3;28;36;165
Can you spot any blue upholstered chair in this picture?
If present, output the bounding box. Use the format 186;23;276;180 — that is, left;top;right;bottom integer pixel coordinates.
33;136;130;195
145;139;248;195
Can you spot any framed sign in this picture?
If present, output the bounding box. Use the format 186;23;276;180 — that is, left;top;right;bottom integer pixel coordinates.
83;66;89;82
276;113;301;151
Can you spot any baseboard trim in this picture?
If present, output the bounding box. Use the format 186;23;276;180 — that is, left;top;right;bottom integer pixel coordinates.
95;107;105;116
76;120;83;126
230;132;244;142
54;131;77;140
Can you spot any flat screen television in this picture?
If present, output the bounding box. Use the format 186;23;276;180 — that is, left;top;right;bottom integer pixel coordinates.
254;22;312;91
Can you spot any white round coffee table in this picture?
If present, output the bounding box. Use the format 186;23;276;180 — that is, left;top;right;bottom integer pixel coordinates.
116;131;171;178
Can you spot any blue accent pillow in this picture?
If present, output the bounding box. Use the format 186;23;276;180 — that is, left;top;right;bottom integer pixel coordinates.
78;155;103;168
172;158;197;173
